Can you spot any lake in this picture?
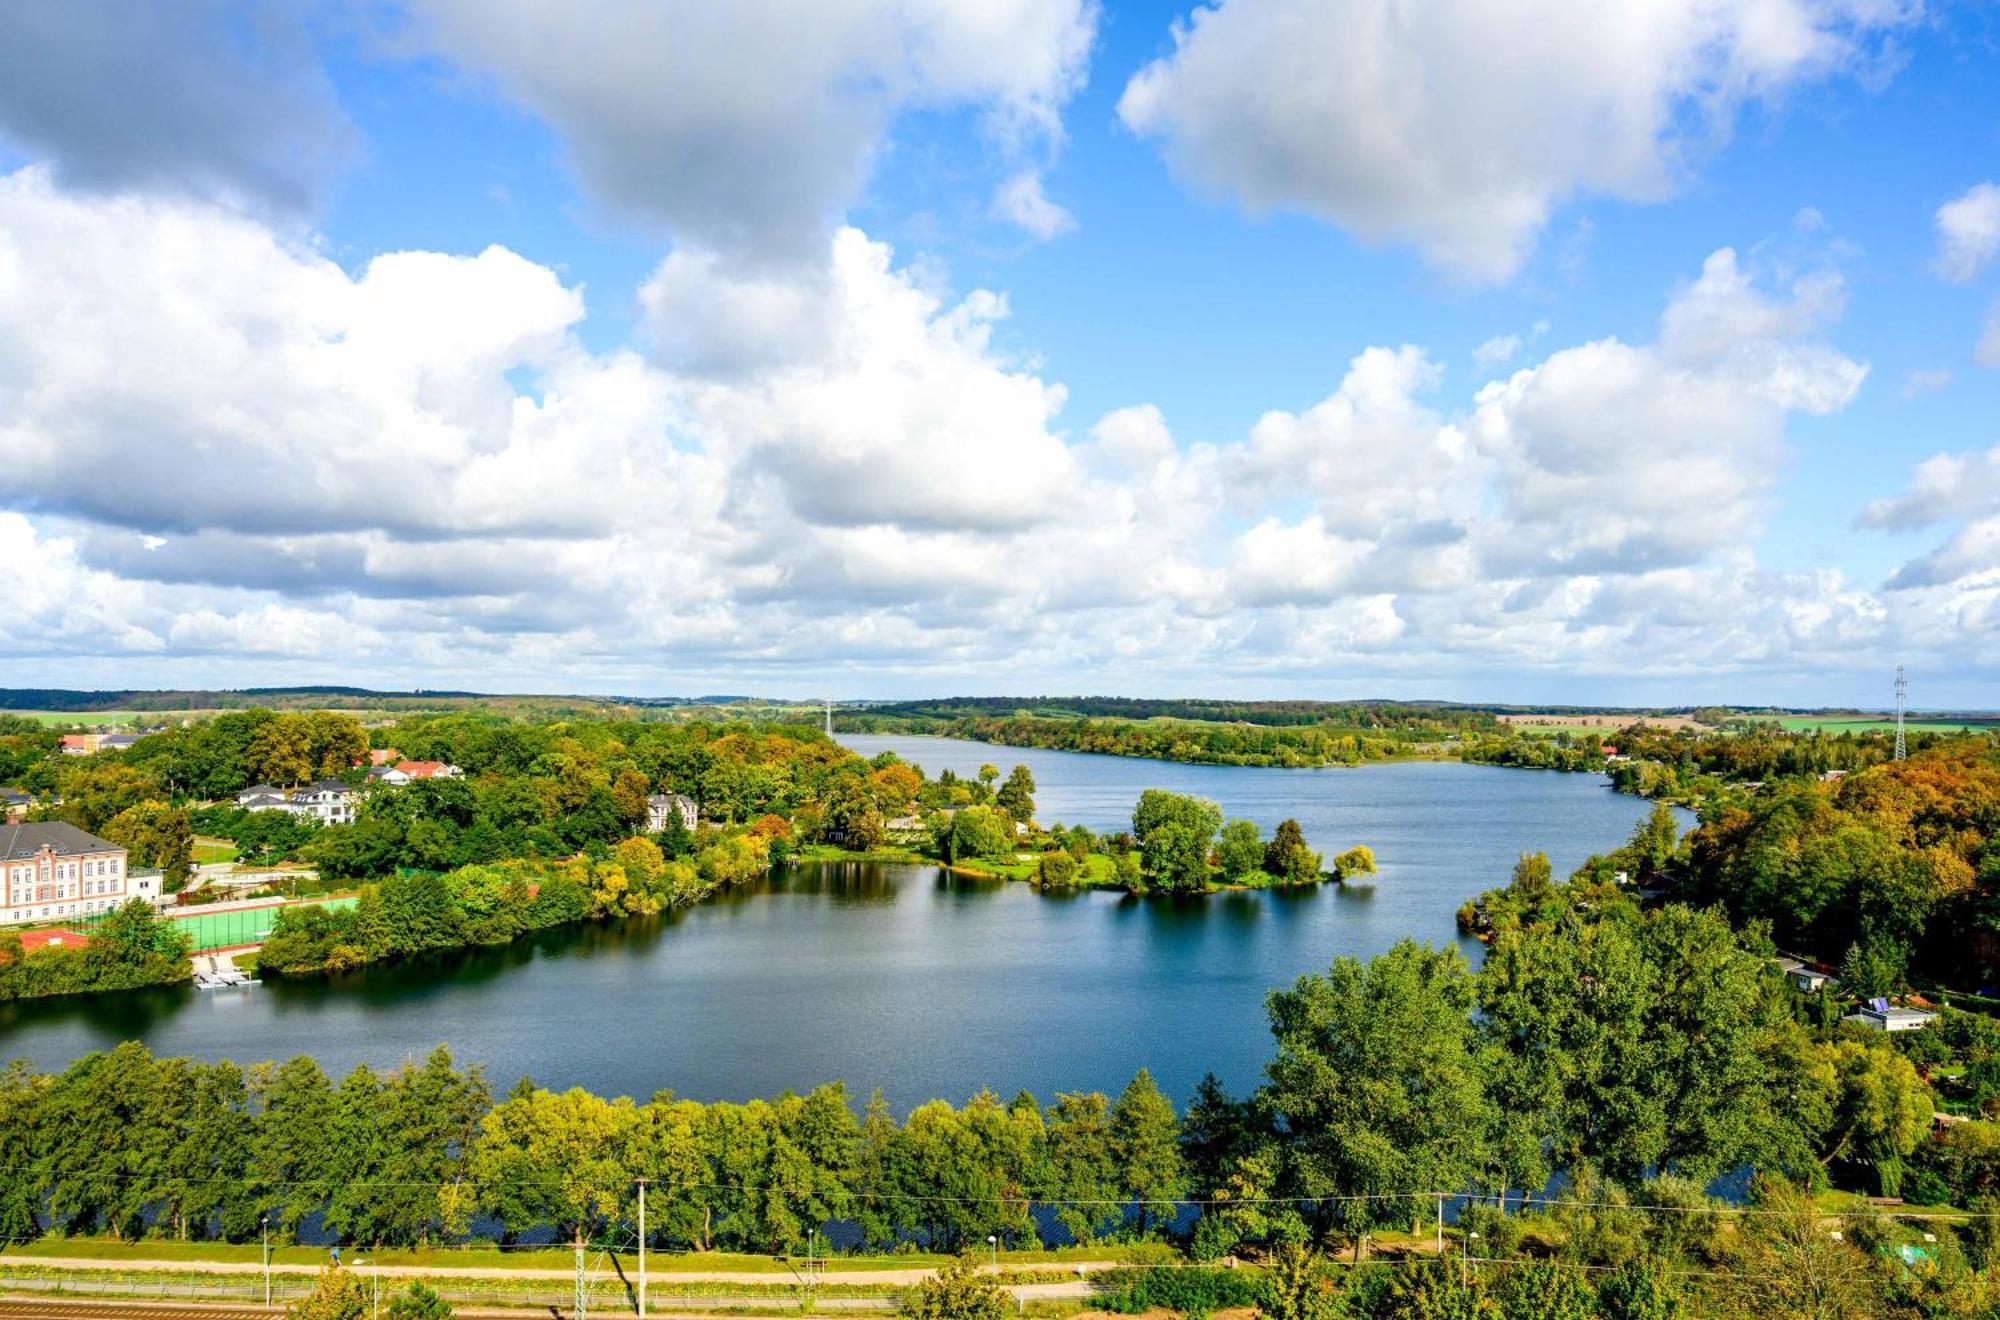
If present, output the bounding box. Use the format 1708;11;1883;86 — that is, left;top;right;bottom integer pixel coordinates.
0;738;1676;1108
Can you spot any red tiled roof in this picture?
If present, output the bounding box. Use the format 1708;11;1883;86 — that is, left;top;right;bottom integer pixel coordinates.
19;928;87;953
394;760;449;777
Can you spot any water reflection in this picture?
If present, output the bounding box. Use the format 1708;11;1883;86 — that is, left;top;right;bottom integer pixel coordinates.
1;755;1673;1108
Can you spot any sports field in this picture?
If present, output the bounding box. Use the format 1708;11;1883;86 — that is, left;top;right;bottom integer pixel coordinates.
162;896;357;951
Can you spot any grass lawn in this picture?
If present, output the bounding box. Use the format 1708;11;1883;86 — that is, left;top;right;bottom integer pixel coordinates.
192;837;240;864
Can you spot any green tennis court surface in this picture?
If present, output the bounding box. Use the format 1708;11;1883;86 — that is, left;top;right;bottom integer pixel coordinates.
165;896;357;951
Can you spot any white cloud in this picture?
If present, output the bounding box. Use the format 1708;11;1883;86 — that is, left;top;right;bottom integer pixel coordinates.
1467;248;1864;576
643;226;1078;533
1935;182;2000;283
1474;335;1522;369
992;170;1076;239
402;0;1096;258
1117;0;1915;280
6;168;1985;690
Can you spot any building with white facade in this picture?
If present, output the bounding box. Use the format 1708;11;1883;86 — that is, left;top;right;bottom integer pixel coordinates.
237;781;357;825
288;780;358;825
646;793;698;833
2;821;163;926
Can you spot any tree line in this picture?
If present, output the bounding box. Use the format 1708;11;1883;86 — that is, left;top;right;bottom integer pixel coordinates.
6;891;1992;1256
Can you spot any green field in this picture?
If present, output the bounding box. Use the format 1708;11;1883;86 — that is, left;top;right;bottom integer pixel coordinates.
0;709;162;728
161;895;356;951
1763;715;1995;734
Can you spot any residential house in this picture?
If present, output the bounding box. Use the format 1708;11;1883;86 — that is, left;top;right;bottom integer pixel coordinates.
2;821;163;926
645;793;698;833
1774;955;1835;994
57;731;143;755
1;788;33;818
366;748;402;767
1843;998;1937;1032
372;760;464;786
236;784;289;811
288;780;358;826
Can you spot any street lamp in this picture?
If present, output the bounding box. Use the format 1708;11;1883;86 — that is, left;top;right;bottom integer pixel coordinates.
261;1216;270;1307
1462;1232;1480;1288
987;1234;998;1270
351;1256;381;1320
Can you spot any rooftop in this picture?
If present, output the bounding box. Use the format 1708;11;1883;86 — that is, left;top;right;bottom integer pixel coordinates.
0;820;121;861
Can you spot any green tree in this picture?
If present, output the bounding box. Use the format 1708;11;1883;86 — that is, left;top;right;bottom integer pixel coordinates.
1494;1261;1594;1320
1216;820;1264;882
899;1256;1009;1320
996;765;1036;823
385;1283;453;1320
1263;819;1321;883
1378;1256;1492;1320
101;800;195;887
1818;1039;1932;1197
1263;941;1489;1244
1043;1091;1119;1244
1333;845;1376;881
467;1085;637;1243
1596;1260;1687;1320
1110;1067;1186;1237
1038;850;1078;886
287;1268;368;1320
1132;790;1221;892
1262;1244;1341;1320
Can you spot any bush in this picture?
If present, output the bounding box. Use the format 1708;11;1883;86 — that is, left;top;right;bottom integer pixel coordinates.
898;1256;1008;1320
1038;850;1078;886
1092;1265;1263;1320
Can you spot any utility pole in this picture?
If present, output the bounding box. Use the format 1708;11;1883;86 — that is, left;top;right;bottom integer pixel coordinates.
1894;665;1908;762
575;1233;587;1320
262;1215;270;1308
824;699;833;736
1434;1195;1443;1259
637;1179;648;1320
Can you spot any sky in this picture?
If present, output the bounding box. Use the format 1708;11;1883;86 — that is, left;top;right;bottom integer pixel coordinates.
1;1;1998;708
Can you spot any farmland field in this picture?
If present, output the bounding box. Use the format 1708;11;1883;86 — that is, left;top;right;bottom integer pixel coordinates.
1762;715;1997;734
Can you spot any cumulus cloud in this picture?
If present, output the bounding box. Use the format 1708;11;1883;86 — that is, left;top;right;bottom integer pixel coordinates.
1859;444;2000;599
402;0;1096;259
1118;0;1915;280
6;167;1982;689
0;0;354;215
1936;182;2000;283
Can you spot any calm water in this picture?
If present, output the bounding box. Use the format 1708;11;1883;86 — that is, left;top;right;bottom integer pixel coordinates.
0;740;1676;1107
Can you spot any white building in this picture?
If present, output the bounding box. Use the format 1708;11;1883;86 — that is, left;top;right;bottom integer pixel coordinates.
288;780;358;826
2;821;163;926
1844;1001;1938;1032
645;793;698;833
237;780;357;825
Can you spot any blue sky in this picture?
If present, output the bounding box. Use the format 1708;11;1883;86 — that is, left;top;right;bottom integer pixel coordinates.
1;0;1998;707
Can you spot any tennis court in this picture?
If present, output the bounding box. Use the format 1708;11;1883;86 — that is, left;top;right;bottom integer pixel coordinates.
164;896;357;951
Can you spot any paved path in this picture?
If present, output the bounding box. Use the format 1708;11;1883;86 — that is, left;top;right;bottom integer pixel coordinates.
0;1299;904;1320
0;1255;1114;1288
